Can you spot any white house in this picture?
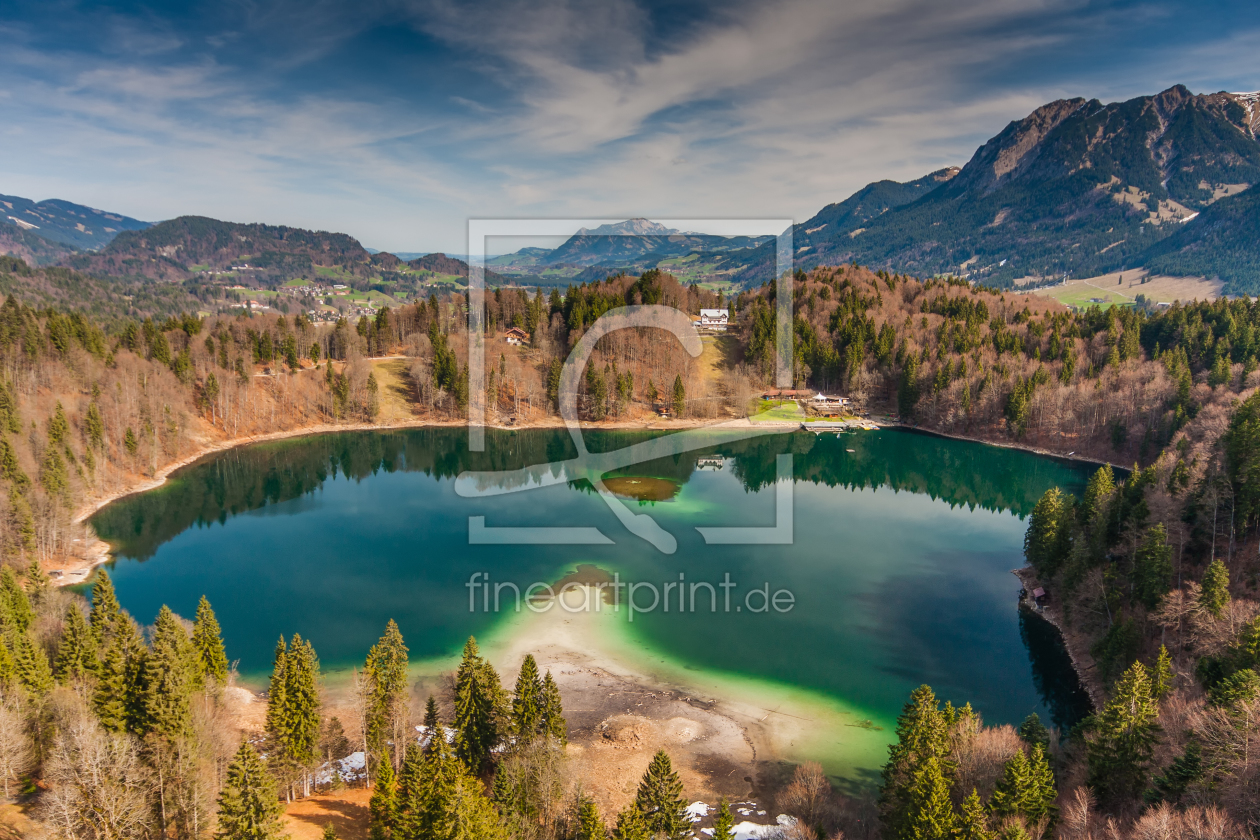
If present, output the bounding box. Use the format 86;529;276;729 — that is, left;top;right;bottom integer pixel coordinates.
699;308;729;326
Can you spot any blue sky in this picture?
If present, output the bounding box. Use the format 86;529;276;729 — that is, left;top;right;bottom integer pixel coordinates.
1;0;1256;253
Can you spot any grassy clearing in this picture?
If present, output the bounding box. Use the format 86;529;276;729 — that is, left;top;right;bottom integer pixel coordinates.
749;399;804;423
370;358;416;422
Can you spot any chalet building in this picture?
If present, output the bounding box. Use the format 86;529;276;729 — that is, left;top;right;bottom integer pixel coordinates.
812;393;850;408
694;308;730;331
505;327;530;346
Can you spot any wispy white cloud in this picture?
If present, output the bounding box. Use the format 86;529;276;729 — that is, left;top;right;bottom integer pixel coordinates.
0;0;1255;251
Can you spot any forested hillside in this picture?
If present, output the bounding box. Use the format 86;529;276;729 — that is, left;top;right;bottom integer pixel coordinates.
0;255;1257;836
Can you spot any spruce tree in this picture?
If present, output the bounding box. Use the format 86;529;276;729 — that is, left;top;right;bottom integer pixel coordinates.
1024;488;1069;576
904;754;954;840
423;694;441;744
955;789;994;840
511;654;543;739
880;685;952;837
216;742;286;840
671;375;686;417
576;796;607;840
12;631;53;696
321;826;338;840
54;602;99;682
613;806;650;840
368;760;398;840
193;595;229;684
0;567;32;636
0;639;16;687
95;641;130;731
141;605;195;739
284;634;322;769
1199;559;1230;618
541;671;567;744
365;620;409;764
989;749;1031;819
1144;742;1203;805
1149;645;1174;700
90;569;123;643
266;636;289;748
1016;713;1050;751
1087;660;1162;802
1131;524;1173;610
1025;744;1057;828
711;798;735;840
416;724;464;840
454;636;504;772
394;743;425;840
634;750;689;840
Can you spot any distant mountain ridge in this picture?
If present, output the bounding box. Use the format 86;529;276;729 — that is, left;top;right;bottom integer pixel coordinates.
0;193;149;250
725;86;1260;289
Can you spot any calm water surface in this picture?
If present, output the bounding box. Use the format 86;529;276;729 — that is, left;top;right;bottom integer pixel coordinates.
89;427;1093;757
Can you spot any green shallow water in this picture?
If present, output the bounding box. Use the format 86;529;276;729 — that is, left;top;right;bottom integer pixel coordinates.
88;426;1094;784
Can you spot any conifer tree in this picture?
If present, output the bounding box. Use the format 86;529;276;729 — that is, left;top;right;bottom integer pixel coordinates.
192;595;229;684
1131;524;1173;609
0;639;16;687
1016;713;1050;751
1024;488;1070;575
266;636;289;747
511;654;543;738
394;743;425;840
284;634;322;769
1087;661;1162;802
54;602;99;682
365;620;409;765
0;567;32;636
423;694;441;744
992;745;1056;828
90;569;123;643
671;375;686;417
454;636;504;772
904;754;954;840
321;826;338;840
880;685;953;837
541;671;566;744
1199;559;1230;618
95;641;130;732
711;798;735;840
416;724;465;840
634;750;689;840
1144;742;1203;805
216;742;286;840
12;631;53;696
95;616;147;733
141;605;195;739
955;789;994;840
989;749;1031;819
613;806;650;840
1149;645;1174;700
576;796;607;840
368;760;398;840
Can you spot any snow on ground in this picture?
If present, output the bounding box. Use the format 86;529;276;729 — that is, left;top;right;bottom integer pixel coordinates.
686;802;710;822
313;751;366;785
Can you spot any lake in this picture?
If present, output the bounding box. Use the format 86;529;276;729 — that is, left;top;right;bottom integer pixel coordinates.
88;426;1094;778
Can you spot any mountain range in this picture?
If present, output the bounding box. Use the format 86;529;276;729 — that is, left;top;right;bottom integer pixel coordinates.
2;84;1259;297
